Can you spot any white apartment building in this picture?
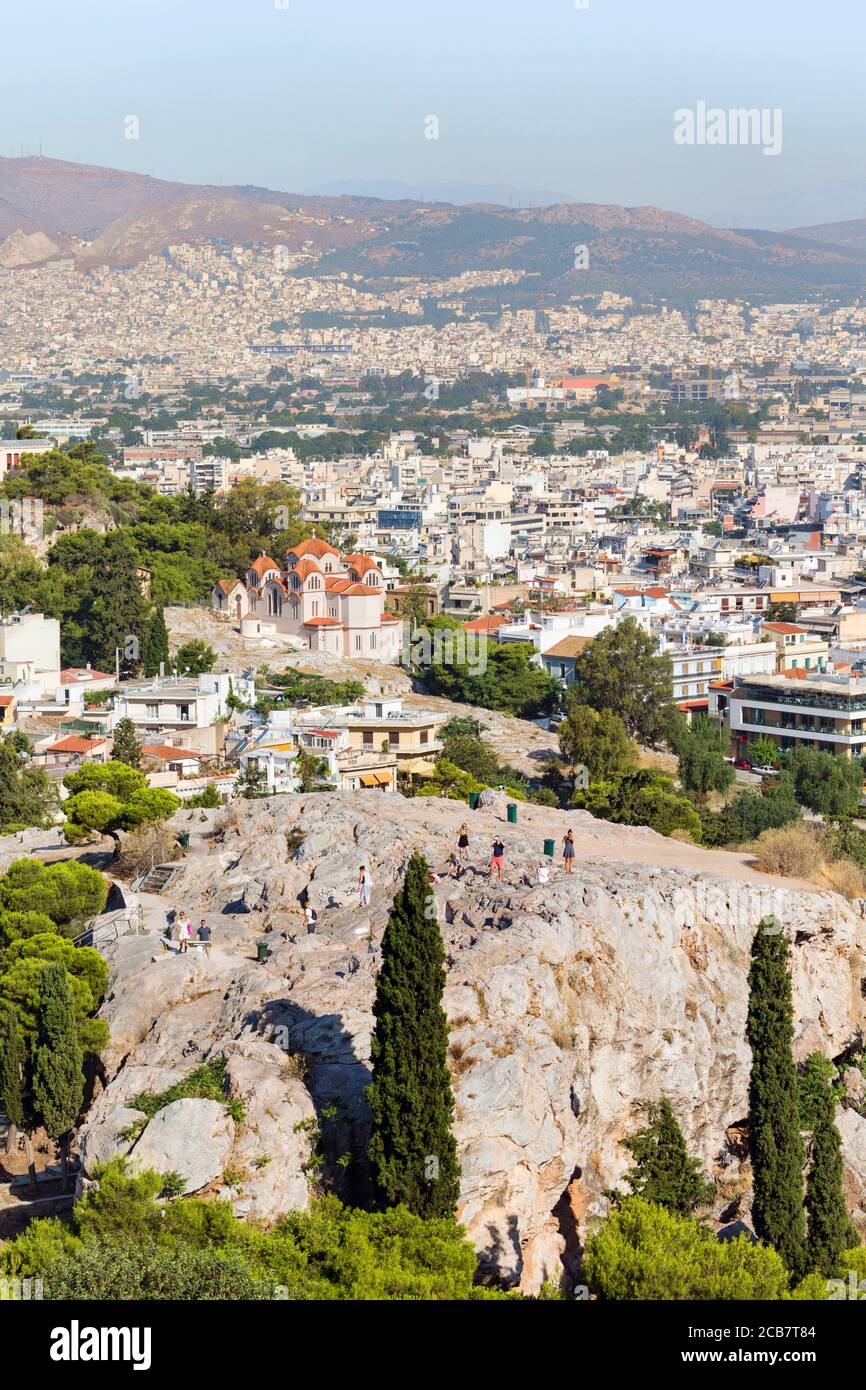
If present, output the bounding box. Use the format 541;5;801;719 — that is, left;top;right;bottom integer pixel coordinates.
0;437;54;479
113;672;255;755
0;611;61;697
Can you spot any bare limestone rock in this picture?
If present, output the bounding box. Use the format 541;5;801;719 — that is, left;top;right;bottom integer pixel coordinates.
80;791;866;1292
129;1098;235;1194
223;1048;317;1221
77;1105;145;1173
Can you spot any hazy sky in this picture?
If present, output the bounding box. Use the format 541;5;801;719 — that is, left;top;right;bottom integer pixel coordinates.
3;0;864;228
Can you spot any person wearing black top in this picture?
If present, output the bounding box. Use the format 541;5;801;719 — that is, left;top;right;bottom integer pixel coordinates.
197;919;212;959
489;838;505;881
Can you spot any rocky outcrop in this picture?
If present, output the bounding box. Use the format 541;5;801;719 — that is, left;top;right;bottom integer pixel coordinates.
77;791;866;1292
129;1099;234;1195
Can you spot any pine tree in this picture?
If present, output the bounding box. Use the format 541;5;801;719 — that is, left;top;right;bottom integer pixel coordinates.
31;963;84;1189
143;607;170;678
619;1098;715;1215
366;851;461;1217
112;718;142;769
747;918;806;1278
805;1071;858;1277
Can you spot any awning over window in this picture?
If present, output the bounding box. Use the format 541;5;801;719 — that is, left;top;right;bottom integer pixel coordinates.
358;771;391;787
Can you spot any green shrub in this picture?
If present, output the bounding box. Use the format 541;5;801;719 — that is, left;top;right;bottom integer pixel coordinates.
43;1239;274;1300
1;1157;504;1301
583;1198;825;1301
128;1058;235;1118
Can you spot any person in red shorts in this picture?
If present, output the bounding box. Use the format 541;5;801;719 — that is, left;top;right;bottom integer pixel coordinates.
489;837;505;881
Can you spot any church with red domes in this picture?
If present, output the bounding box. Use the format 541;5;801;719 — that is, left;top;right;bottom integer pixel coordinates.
212;539;403;663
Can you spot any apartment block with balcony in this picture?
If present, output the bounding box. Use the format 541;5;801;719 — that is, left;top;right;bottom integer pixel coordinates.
729;671;866;759
113;672;255;755
230;698;443;793
759;621;828;672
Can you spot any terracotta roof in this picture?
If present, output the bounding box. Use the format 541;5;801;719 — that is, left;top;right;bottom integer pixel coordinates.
291;557;323;580
543;636;591;659
303;617;343;626
141;743;200;761
60;668;113;683
216;577;243;594
325;577;352;592
344;554;380;576
762;622;808;634
248;555;280;578
380;614;402;623
0;695;13;706
463;615;505;633
47;735;108;753
342;582;379;596
287;537;340;560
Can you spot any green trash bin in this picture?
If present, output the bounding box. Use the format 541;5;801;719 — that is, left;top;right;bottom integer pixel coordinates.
544;838;555;858
256;940;271;963
178;832;190;848
469;791;480;810
507;802;518;824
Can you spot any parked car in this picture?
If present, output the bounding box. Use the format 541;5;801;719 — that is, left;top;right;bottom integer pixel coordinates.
751;764;779;778
734;757;752;771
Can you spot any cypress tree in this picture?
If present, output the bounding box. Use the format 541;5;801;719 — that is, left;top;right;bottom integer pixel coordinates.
620;1098;715;1215
805;1071;858;1277
31;963;84;1188
747;917;806;1278
366;850;460;1217
112;717;142;769
143;607;170;678
83;531;145;672
0;1002;29;1162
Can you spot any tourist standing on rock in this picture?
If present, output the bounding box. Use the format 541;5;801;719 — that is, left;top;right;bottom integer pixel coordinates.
457;823;470;865
562;830;576;874
197;919;212;958
489;837;505;882
177;911;191;952
358;865;373;907
305;904;318;934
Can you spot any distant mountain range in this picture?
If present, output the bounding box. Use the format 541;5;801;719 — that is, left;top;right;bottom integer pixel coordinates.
302;179;575;207
1;155;865;304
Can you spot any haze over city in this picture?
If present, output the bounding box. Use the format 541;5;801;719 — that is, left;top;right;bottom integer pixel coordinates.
1;0;864;227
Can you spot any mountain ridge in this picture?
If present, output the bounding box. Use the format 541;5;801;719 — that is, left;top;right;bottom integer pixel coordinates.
1;155;865;301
